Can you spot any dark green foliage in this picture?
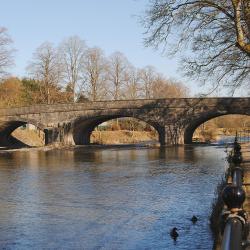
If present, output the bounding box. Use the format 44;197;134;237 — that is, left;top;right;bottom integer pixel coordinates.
21;78;41;104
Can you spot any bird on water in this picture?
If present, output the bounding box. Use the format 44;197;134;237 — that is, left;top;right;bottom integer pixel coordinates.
170;227;179;240
191;215;198;224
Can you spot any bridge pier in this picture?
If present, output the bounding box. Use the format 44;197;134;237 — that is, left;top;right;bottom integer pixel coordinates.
183;127;194;144
73;128;92;145
158;125;184;146
158;126;166;146
44;128;60;145
44;123;75;145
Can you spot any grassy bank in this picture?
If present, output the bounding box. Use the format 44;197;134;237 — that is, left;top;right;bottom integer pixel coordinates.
91;130;158;144
12;128;45;147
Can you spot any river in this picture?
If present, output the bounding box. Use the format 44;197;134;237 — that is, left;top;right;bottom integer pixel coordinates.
0;145;227;249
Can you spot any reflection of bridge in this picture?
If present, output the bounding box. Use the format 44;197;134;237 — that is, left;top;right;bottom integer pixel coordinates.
0;98;249;146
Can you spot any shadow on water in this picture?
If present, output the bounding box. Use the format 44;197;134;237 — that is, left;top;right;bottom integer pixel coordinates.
0;135;31;150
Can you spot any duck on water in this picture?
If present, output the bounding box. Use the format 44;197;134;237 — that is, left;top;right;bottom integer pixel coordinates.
170;227;179;240
191;215;198;224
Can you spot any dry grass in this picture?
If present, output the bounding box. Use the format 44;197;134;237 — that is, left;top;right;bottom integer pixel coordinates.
12;128;45;147
11;129;157;147
91;130;158;144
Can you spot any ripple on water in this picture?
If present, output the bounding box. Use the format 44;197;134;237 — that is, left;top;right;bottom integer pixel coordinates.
0;145;226;249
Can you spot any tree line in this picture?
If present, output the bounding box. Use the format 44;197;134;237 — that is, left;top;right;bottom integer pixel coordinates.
0;29;188;107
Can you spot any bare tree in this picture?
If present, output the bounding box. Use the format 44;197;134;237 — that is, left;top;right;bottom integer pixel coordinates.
139;65;158;98
121;67;143;133
0;27;14;78
123;66;142;99
151;76;188;98
59;36;87;101
83;47;109;101
108;52;130;100
143;0;250;94
27;42;62;104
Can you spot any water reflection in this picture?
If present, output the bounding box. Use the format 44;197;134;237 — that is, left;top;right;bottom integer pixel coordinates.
0;145;226;249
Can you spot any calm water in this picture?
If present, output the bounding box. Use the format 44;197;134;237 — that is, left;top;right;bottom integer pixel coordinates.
0;145;227;249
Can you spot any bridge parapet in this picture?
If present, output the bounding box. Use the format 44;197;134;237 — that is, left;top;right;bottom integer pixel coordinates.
1;97;249;116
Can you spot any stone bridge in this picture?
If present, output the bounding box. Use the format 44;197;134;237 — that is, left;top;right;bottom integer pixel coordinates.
0;98;249;146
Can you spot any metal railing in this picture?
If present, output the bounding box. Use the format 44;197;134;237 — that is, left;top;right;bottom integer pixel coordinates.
221;136;249;250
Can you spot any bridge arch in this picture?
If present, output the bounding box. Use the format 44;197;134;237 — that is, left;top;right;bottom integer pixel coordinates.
71;114;163;145
184;111;250;144
0;118;46;147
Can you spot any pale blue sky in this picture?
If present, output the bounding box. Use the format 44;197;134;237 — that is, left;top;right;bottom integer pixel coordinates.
1;0;202;95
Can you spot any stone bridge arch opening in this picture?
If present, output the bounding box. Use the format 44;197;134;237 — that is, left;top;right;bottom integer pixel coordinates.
72;116;161;145
185;114;250;144
0;120;45;148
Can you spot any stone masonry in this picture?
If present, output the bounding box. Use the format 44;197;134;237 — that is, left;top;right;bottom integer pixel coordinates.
0;98;249;146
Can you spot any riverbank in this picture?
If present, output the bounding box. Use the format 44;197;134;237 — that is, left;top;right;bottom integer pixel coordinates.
91;130;157;144
240;144;250;245
10;128;158;147
194;128;250;143
210;178;227;250
11;127;249;147
12;128;45;147
210;142;250;249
